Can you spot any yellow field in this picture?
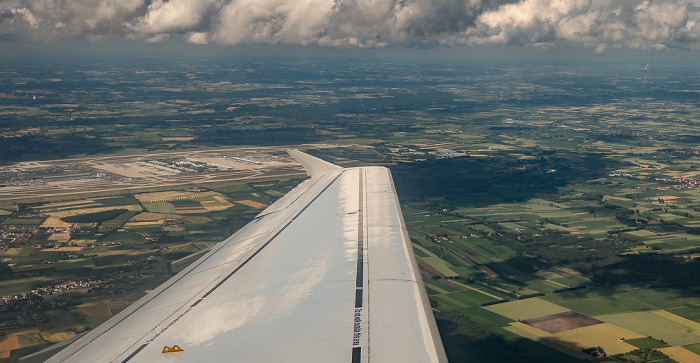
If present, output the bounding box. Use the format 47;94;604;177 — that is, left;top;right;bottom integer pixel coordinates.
658;346;700;363
95;249;160;257
128;213;211;224
553;323;643;355
420;256;459;276
41;331;75;343
414;243;459;276
235;200;269;208
485;297;570;321
49;247;83;252
123;221;162;227
47;233;71;243
174;207;207;214
40;217;73;228
200;195;233;212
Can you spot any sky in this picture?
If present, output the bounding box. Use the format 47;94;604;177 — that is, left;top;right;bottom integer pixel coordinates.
0;0;699;54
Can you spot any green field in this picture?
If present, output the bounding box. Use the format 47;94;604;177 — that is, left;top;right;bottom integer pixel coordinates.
143;202;176;214
625;337;670;349
1;216;47;225
56;258;95;270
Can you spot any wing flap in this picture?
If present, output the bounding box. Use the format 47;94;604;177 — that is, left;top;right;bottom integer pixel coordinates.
364;166;447;362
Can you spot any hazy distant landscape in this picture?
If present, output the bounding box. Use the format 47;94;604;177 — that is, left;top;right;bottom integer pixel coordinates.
1;47;700;362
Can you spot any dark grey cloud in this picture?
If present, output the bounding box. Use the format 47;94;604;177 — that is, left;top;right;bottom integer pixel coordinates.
0;0;698;50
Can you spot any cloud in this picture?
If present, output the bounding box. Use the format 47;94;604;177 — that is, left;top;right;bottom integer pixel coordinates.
0;0;146;41
458;0;700;50
0;0;698;50
130;0;221;34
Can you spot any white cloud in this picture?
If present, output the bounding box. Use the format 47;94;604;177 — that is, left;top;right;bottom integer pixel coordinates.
186;31;209;44
461;0;700;50
0;0;698;50
130;0;220;34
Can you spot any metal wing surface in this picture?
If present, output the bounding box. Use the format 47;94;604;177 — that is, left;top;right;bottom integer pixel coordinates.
41;151;447;363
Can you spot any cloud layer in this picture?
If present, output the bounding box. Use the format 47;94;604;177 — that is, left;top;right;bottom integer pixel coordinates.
1;0;698;50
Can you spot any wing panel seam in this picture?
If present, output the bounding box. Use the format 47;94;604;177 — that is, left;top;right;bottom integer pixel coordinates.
351;169;366;362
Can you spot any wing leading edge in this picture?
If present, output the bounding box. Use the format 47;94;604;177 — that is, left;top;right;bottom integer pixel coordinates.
35;151;446;363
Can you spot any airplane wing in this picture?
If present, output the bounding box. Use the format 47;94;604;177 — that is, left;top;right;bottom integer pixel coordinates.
31;150;447;363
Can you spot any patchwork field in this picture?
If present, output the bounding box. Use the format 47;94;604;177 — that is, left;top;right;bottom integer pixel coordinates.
0;328;38;359
0;174;304;360
474;290;700;360
2;56;700;363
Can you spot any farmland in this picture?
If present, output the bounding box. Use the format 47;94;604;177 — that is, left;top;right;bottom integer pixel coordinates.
1;49;700;361
0;169;306;361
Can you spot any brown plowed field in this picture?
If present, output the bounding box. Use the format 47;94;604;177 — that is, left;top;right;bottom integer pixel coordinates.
526;311;603;334
0;327;38;358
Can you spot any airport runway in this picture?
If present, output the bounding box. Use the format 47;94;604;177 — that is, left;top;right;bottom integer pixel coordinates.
0;146;315;202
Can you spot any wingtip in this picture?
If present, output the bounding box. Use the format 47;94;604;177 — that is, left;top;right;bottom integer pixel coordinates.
287;149;342;176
